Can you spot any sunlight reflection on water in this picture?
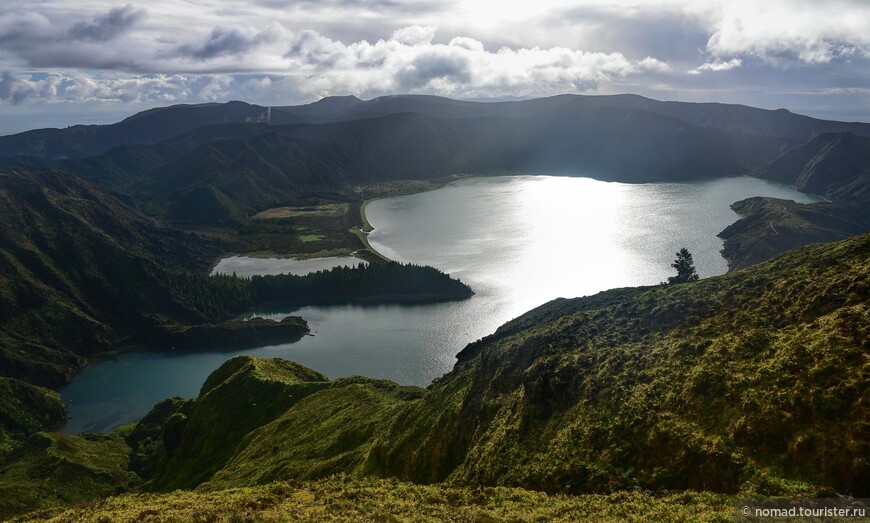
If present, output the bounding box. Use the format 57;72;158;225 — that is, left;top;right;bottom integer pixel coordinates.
61;175;820;433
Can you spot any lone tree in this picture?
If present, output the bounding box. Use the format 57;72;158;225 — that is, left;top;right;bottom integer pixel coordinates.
667;248;699;284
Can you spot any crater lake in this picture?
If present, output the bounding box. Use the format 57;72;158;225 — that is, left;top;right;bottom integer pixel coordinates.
60;175;821;433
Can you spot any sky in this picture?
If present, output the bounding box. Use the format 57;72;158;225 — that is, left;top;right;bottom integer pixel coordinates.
1;0;869;135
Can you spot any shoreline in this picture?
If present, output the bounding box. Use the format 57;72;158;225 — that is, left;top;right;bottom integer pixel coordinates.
353;174;474;262
352;199;390;262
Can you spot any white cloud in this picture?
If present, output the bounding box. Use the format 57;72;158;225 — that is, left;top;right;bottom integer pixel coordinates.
390;25;437;46
700;0;870;64
0;25;674;105
688;58;742;75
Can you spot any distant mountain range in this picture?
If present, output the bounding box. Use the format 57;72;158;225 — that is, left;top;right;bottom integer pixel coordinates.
11;93;870;155
2;94;869;232
4;93;870;164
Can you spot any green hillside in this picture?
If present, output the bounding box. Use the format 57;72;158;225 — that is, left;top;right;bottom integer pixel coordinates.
3;232;866;519
754;132;870;200
181;234;868;497
0;167;228;387
719;196;870;270
13;477;732;522
0;166;470;468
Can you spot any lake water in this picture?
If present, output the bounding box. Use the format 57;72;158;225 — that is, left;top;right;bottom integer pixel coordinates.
211;255;367;278
61;175;820;433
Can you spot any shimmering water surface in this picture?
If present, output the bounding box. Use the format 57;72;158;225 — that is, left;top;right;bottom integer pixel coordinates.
61;175;820;433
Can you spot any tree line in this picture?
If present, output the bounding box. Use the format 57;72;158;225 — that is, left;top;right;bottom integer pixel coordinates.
163;261;473;323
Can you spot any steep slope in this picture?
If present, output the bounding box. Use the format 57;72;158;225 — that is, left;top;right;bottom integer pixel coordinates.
718;197;870;270
754;132;870;199
140;133;352;224
0;379;65;458
0;432;138;519
151;357;331;491
274;112;459;181
129;234;869;497
369;234;869;495
0;101;277;159
0;167;233;387
448;104;745;179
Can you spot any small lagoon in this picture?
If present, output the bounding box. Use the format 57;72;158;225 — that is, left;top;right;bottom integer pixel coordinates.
211;255;367;278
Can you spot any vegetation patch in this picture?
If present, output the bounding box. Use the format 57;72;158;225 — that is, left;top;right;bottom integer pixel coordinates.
13;477;733;523
0;432;139;519
133;316;309;351
719;196;870;270
0;378;65;460
251;204;350;220
298;234;324;243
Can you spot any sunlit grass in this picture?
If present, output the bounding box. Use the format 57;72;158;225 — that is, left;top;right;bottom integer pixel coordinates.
15;477;733;523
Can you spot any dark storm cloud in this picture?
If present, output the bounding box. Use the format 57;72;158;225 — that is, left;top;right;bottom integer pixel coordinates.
21;48;143;70
0;6;148;71
67;4;146;41
543;4;709;62
173;27;272;60
0;71;17;101
395;52;471;88
284;30;346;69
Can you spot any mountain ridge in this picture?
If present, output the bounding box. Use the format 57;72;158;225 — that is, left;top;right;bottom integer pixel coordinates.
4;94;870;162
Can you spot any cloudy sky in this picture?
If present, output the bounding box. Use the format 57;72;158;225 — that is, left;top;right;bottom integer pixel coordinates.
1;0;868;134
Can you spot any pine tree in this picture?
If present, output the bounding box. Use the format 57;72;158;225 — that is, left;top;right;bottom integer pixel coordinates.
667;248;699;284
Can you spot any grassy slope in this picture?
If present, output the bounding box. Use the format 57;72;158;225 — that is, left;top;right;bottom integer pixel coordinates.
5;234;868;520
139;234;868;499
0;167;232;387
0;379;65;459
14;477;732;523
192;235;868;496
152;357;331;491
370;234;868;495
0;432;139;519
719;197;870;270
